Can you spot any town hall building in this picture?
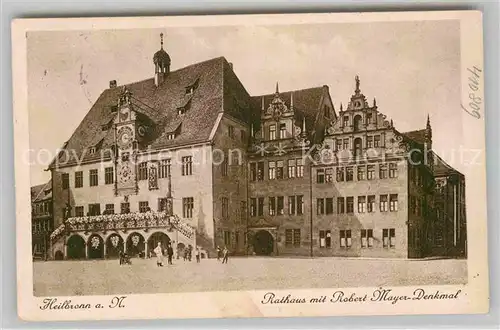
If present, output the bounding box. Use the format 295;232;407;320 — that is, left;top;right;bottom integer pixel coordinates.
45;34;466;260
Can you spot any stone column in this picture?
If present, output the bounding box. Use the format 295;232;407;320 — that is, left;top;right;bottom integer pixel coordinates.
103;240;107;259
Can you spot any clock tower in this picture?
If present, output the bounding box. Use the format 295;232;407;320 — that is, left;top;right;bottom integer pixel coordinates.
114;87;138;196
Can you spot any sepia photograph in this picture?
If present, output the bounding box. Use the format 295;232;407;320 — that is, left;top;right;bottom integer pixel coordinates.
13;11;487;320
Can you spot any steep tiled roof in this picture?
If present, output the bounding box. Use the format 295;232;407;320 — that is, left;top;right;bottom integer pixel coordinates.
402;129;426;145
433;152;462;177
31;181;52;203
250;86;328;132
51;57;252;167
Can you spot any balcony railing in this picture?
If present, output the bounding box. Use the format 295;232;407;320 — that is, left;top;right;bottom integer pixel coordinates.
50;211;195;242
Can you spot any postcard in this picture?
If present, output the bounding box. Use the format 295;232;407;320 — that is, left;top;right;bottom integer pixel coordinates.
12;11;488;321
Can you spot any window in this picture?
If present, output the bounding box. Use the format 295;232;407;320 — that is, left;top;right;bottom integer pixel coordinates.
257;162;264;180
340;230;352;248
346;197;354;213
105;167;114;185
181;156;193;176
269;197;276;216
240;201;246;222
317;198;325;215
269;161;276;180
221;157;228;177
297;195;304;215
288;196;296;215
367;136;373;148
75;206;84;217
158;198;168;212
346;167;354;181
337;197;345;214
224;231;231;246
293;229;301;247
276;160;284;179
367;165;375;180
279;123;286;139
159;159;171;178
336;139;343;151
383;228;396;247
88;203;101;216
285;229;293;246
288;159;296;178
183;197;194;218
343;116;349;127
296;159;304;178
326;198;334;214
317;169;325;183
374;135;381;147
389;163;398;178
257;197;264;216
325;168;333;183
366;113;373;124
355;167;365;182
89;169;98;187
269;124;276;140
120;202;130;214
105;203;115;215
380;195;388;212
250;198;257;217
379;164;388;179
353;137;363;157
361;229;373;248
358;196;366;213
62;173;69;189
138;162;148;180
343;138;349;150
221;197;228;219
319;230;332;248
389;194;398;212
277;196;284;215
240;130;246;143
228;125;234;138
336;167;345;182
367;195;376;213
250;163;257;181
139;201;149;213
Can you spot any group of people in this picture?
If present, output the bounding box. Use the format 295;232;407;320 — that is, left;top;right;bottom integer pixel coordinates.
153;242;175;267
150;243;230;266
216;246;230;264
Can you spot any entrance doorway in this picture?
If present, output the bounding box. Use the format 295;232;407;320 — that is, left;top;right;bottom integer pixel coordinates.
147;232;171;257
67;235;86;259
253;230;274;256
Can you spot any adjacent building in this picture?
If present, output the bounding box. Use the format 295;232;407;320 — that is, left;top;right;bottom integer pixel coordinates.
46;34;466;260
31;181;53;260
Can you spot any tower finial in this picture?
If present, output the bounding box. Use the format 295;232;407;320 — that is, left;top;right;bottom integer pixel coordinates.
373;97;377;107
290;92;294;109
340;102;343;111
355;75;360;93
275;82;279;94
160;33;164;49
426;114;431;128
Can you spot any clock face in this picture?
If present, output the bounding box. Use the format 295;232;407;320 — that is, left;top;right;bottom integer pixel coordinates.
119;163;132;184
117;126;133;150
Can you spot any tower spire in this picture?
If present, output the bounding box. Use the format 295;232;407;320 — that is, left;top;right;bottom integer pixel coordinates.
355;75;360;94
275;82;279;95
160;33;164;49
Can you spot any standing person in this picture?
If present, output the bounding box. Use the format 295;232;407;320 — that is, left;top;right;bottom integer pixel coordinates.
167;244;174;265
153;242;164;267
222;246;229;264
188;245;193;262
216;246;221;261
195;247;201;263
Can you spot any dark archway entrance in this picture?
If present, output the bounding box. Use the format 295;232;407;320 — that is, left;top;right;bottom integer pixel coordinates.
87;234;104;259
106;234;124;259
253;230;274;256
54;250;64;260
67;235;86;259
147;232;171;257
126;232;145;258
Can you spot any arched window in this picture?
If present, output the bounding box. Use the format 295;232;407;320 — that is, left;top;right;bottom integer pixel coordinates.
354;137;363;158
353;115;362;132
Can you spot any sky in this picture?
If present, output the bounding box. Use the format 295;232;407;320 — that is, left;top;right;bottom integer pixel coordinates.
27;20;461;185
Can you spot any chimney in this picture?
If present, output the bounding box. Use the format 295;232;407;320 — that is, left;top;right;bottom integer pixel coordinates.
109;80;117;88
229;62;233;70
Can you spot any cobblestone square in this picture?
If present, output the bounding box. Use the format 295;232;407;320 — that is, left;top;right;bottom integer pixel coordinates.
33;257;467;297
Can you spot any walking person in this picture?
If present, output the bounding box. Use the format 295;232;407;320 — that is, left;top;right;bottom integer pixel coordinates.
221;246;229;264
216;246;221;261
167;244;174;265
195;247;201;263
153;242;164;267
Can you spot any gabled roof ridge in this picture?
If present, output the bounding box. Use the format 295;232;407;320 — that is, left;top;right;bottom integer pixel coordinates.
251;85;326;97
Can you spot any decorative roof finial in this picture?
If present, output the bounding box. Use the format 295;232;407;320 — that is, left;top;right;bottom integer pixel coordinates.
390;119;394;127
302;117;306;134
355;75;360;93
160;33;164;50
290;92;294;110
275;82;279;95
261;96;265;111
340;102;343;111
373;97;377;107
426;114;431;129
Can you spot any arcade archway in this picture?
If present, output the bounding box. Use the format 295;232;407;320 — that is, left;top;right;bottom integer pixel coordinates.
87;234;104;259
253;230;274;256
67;235;86;259
126;232;145;258
147;232;171;256
106;234;124;259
